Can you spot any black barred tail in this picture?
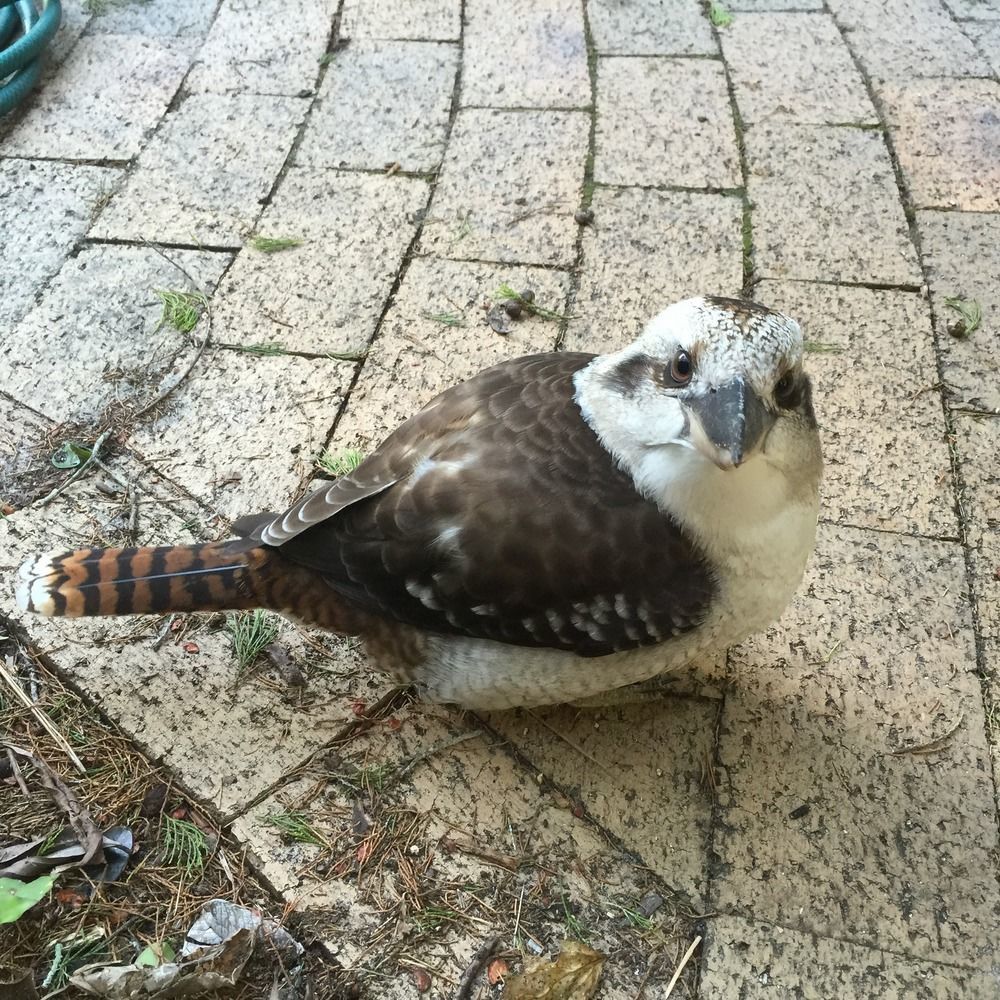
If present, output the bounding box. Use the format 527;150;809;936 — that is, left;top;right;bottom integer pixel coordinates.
15;542;267;618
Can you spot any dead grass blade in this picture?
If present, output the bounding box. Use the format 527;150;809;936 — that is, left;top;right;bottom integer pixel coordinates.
0;657;86;773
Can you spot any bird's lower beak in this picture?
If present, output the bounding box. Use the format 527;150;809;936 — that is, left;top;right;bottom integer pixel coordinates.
683;377;773;470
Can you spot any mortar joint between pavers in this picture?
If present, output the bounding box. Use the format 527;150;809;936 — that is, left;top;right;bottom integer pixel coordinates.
700;3;756;302
473;708;708;913
310;0;470;479
551;0;599;352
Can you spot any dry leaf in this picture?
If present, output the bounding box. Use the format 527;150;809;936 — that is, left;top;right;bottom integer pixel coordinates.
505;940;605;1000
487;957;509;984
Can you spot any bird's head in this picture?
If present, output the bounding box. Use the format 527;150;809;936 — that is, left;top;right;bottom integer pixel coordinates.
576;296;822;515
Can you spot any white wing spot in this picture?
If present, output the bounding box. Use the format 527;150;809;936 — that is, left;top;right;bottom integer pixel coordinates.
404;578;443;610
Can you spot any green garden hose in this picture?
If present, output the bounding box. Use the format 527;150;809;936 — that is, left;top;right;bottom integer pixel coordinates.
0;0;62;116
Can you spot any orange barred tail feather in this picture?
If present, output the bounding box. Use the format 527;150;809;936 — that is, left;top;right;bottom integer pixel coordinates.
14;541;366;634
15;542;269;618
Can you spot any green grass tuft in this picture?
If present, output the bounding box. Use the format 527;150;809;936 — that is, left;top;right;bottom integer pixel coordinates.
710;2;733;27
161;817;209;874
268;811;327;847
250;235;303;253
154;289;208;334
226;609;280;674
317;447;364;478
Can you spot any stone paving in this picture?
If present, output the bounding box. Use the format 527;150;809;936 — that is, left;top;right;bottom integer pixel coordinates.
1;0;998;996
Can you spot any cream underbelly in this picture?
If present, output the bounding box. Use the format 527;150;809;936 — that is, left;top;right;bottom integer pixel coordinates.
401;582;784;710
390;504;817;710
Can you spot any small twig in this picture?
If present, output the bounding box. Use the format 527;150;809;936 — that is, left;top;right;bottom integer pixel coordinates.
0;658;87;773
151;615;177;650
133;313;212;419
386;731;482;789
888;714;965;756
37;429;111;507
454;933;502;1000
524;709;616;777
663;935;701;998
6;747;30;796
141;239;204;290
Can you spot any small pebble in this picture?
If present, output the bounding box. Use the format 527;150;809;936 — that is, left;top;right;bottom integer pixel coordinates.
519;288;535;304
504;299;522;319
574;208;594;226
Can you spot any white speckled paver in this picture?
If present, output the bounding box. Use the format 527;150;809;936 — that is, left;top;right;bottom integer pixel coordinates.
128;350;354;522
210;170;427;355
185;0;334;95
595;57;740;189
715;524;1000;969
828;0;990;79
2;246;232;423
341;0;461;39
420;108;589;266
588;0;717;54
721;12;875;124
91;93;307;245
462;0;590;108
565;186;743;353
700;916;999;998
295;41;457;171
747;122;921;284
879;78;1000;211
917;210;1000;414
2;34;188;160
0;159;118;329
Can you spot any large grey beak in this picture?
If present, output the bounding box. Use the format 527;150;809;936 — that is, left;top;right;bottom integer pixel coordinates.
684;377;773;469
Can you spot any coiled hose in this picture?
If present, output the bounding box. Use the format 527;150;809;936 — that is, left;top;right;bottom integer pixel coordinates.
0;0;62;115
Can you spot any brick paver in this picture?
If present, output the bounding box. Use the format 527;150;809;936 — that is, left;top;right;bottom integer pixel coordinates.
595;56;740;188
0;159;117;329
2;1;998;997
463;0;590;107
295;40;458;171
747;122;920;284
91;93;307;245
1;34;188;159
721;12;875;124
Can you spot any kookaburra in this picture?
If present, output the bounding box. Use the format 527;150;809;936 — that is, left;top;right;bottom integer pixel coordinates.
16;296;822;709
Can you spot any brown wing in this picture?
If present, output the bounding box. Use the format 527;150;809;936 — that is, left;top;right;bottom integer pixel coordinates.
254;354;716;656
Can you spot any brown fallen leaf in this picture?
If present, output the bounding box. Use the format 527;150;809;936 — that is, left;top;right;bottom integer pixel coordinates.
505;940;605;1000
487;957;509;984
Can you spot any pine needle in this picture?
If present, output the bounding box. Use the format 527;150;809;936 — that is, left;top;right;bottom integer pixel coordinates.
250;236;303;253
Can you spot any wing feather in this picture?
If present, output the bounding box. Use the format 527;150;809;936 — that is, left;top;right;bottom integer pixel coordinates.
261;353;716;656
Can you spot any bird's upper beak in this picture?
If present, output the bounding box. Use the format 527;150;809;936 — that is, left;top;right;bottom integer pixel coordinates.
683;377;773;470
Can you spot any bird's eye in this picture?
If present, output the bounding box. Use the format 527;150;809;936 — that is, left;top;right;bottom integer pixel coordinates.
667;350;693;387
774;372;798;408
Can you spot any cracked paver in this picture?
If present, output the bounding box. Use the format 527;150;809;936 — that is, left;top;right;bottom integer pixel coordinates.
2;0;999;996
